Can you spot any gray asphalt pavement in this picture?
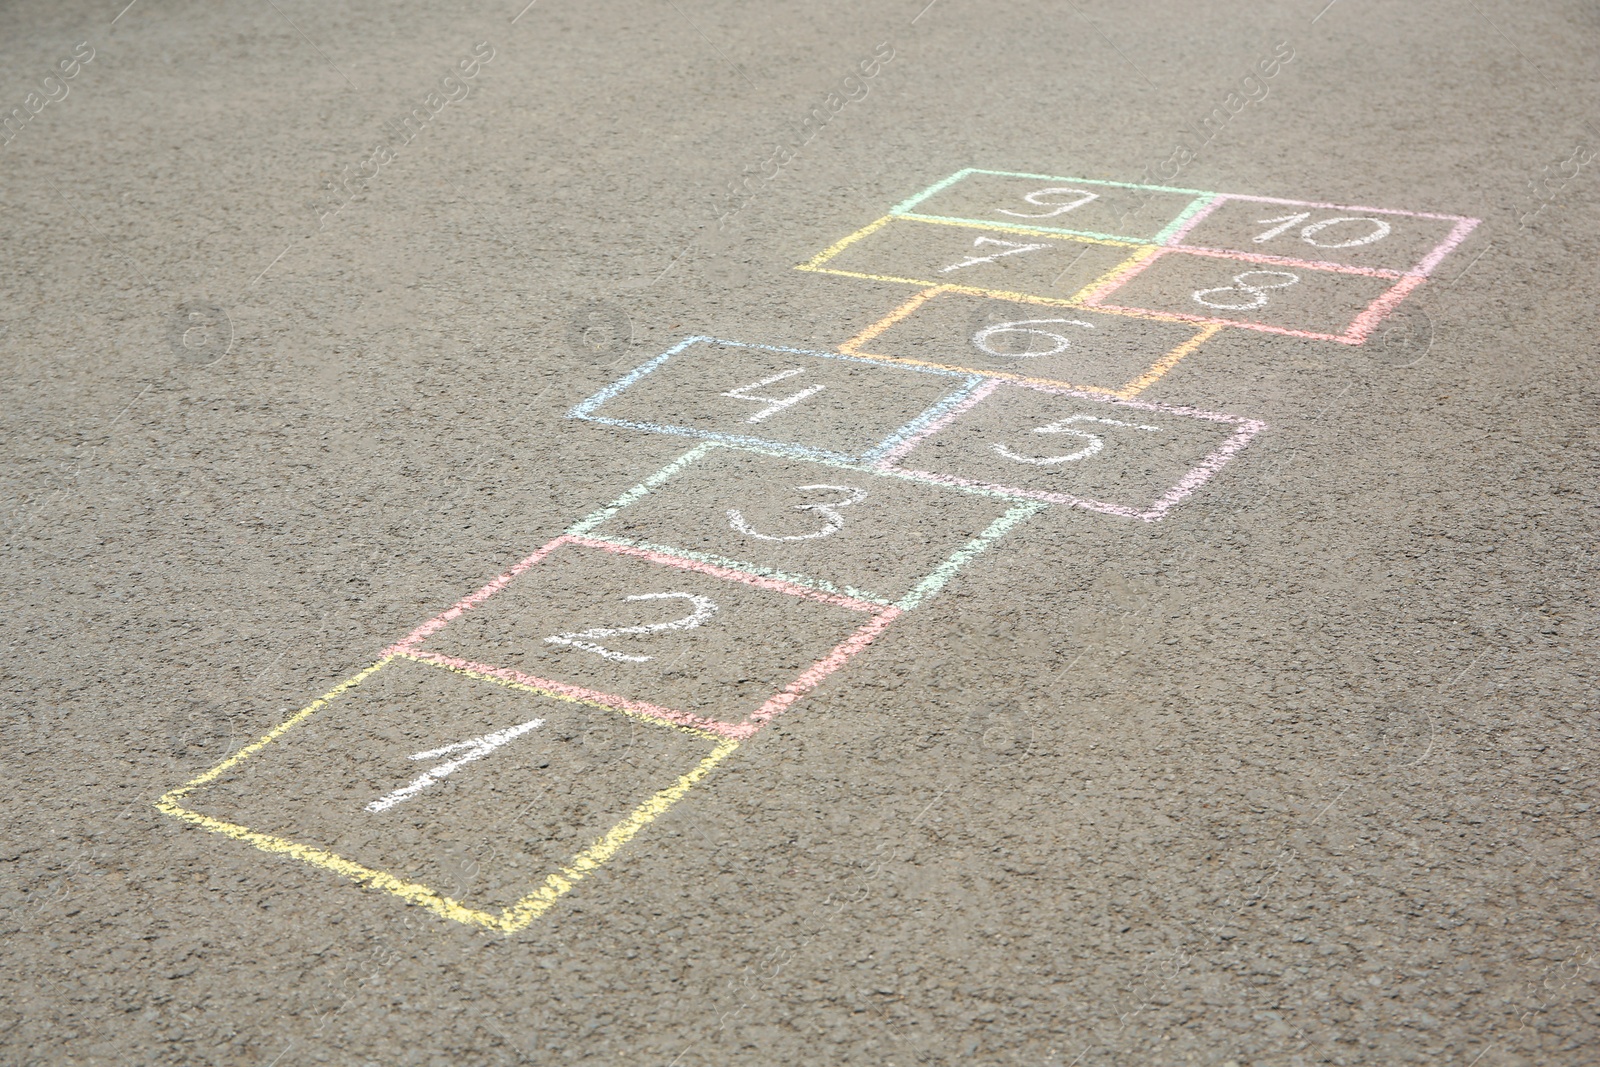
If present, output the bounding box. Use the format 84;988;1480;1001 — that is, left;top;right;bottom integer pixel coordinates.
2;1;1597;1064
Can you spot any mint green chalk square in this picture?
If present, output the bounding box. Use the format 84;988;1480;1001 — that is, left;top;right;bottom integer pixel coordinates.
569;443;1044;611
893;168;1213;244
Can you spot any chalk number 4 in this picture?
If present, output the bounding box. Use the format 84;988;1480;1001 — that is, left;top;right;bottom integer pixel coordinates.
722;368;824;423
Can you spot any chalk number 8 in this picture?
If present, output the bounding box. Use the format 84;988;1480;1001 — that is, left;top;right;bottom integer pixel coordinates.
1192;270;1300;311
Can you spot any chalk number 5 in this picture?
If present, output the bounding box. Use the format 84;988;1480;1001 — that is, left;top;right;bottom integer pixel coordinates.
994;414;1162;466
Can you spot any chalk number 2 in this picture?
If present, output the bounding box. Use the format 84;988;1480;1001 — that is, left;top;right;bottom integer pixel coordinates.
545;593;717;663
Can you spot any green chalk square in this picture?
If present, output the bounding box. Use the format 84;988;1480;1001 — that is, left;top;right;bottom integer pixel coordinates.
569;443;1044;611
892;168;1214;244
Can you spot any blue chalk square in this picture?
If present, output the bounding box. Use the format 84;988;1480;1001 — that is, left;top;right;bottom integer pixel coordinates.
568;336;985;464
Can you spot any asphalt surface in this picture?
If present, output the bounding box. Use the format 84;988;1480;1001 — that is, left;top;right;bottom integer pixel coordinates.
2;1;1597;1064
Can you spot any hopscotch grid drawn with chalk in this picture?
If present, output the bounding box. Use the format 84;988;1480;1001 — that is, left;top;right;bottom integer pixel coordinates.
157;165;1478;931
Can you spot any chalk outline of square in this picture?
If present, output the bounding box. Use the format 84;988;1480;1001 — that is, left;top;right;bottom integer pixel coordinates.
838;284;1225;401
564;440;1047;612
873;378;1266;522
1077;245;1434;345
889;167;1217;244
155;654;740;933
794;214;1154;305
387;533;902;741
567;335;984;464
1162;191;1481;277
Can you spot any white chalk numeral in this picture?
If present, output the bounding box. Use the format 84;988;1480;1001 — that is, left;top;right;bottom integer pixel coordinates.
367;718;545;813
728;484;867;542
1254;213;1392;248
1252;212;1312;243
940;235;1052;273
545;592;717;664
997;187;1100;219
993;414;1162;466
973;318;1094;359
721;368;825;423
1192;270;1301;311
1299;216;1391;248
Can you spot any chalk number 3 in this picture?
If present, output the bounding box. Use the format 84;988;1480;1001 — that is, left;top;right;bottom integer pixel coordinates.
729;484;867;542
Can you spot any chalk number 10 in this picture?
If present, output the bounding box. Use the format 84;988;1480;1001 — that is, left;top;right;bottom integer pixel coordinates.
1254;212;1391;248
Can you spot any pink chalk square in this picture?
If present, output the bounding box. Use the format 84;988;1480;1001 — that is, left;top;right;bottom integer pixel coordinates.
875;379;1265;522
1166;193;1478;277
388;535;899;740
1083;247;1423;344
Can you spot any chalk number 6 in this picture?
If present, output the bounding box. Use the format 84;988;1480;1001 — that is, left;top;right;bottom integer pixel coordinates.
973;318;1093;358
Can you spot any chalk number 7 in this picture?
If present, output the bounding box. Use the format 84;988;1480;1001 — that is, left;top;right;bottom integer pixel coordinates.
941;236;1051;273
